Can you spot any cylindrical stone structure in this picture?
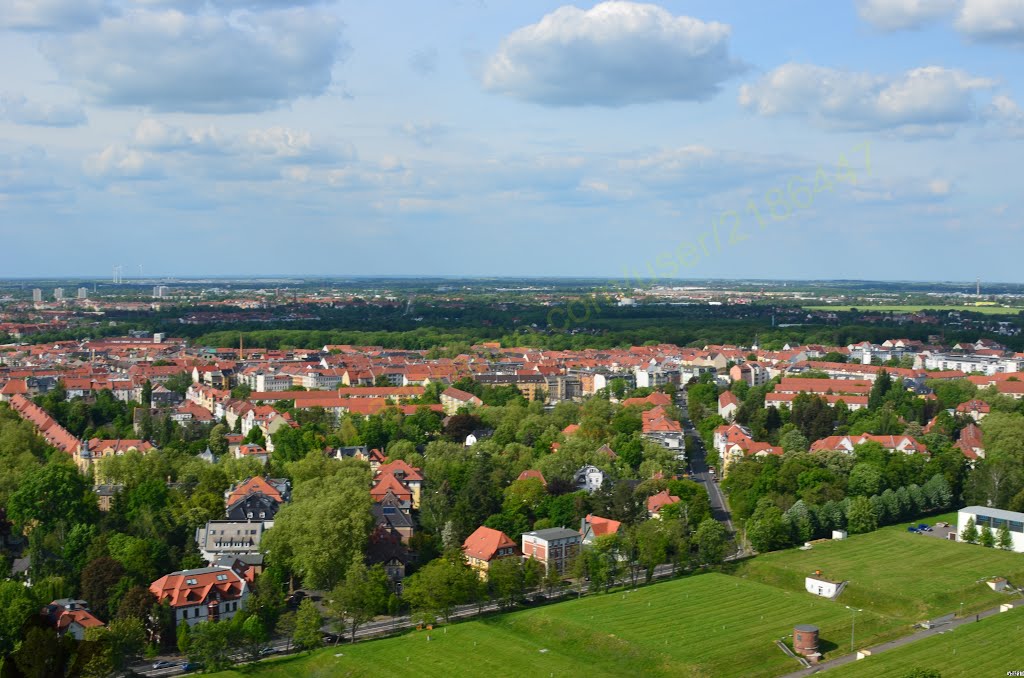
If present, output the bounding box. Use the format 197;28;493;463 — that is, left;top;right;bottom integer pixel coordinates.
793;624;820;659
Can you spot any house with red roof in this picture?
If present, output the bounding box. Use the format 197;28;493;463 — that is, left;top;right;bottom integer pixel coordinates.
374;460;423;508
718;391;740;421
580;514;621;545
809;434;928;456
149;566;249;627
955;422;985;463
647;490;681;518
440;387;483;415
955;399;990;421
234;443;269;464
41;599;104;640
463;526;520;576
517;469;547;486
714;423;784;475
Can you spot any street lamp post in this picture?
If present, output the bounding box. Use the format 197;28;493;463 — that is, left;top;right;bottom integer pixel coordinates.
959;602;964;618
846;606;862;653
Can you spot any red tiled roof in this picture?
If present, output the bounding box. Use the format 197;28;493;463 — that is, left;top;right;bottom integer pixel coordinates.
517;469;547;486
584;514;621;537
226;477;284;505
149;567;246;608
647;490;681;514
463;526;518;562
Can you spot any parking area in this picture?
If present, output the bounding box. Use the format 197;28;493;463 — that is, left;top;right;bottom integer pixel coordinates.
912;521;958;542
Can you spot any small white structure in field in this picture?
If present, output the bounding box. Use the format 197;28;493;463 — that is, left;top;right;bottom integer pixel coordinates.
805;572;841;598
988;577;1009;592
832;530;848;540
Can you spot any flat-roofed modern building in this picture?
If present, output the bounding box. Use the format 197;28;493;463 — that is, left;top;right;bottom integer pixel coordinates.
957;506;1024;552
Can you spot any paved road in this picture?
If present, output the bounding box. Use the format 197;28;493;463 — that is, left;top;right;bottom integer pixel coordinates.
678;391;735;534
779;603;1012;677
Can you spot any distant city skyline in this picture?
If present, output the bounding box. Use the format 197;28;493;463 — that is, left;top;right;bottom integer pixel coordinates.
1;1;1023;279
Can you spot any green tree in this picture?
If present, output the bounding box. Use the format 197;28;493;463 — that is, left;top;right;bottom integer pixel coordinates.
293;598;323;652
80;557;126;623
9;624;74;677
979;524;996;548
746;499;792;553
187;620;235;671
8;461;98;540
634;519;669;583
141;380;153;407
262;461;374;590
275;611;297;652
176;621;191;655
241;614;269;663
330;559;390;643
487;557;526;609
900;669;942;678
0;580;40;654
998;522;1014;550
401;555;476;624
960;516;979;544
209;423;229;456
105;617;146;668
848;463;884;496
846;495;878;534
695;518;728;567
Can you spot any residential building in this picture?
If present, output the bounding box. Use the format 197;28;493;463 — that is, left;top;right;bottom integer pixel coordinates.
440;387;483;415
521;527;582;575
718;391;739;421
373;460;423;508
31;288;42;303
149;566;249;627
463;526;520;577
809;434;928;455
574;464;605;493
955;399;990;421
580;514;621;545
234;444;269;464
517;469;547;486
195;520;267;565
646;490;681;518
41;600;104;640
955;423;985;462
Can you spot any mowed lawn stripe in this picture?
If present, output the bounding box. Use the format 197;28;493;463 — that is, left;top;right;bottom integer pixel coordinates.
735;518;1024;623
828;607;1024;678
210;573;872;678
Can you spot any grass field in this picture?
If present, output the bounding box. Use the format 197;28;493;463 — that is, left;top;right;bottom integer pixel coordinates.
733;516;1024;624
211;573;885;678
829;606;1024;678
801;304;1020;315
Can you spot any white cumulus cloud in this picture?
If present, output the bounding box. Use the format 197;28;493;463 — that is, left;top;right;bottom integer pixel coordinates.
42;7;348;112
955;0;1024;44
739;63;996;136
482;1;744;106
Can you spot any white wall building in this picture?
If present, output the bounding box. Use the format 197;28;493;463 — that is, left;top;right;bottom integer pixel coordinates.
957;506;1024;553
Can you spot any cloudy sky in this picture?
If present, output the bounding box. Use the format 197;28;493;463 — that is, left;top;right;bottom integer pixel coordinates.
1;0;1022;281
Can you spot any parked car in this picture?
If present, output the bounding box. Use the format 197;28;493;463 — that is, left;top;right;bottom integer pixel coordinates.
182;663;201;673
259;647;279;656
918;523;932;531
152;660;177;670
907;526;919;533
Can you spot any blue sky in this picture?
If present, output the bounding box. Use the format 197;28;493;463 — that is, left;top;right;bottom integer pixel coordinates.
1;0;1023;281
